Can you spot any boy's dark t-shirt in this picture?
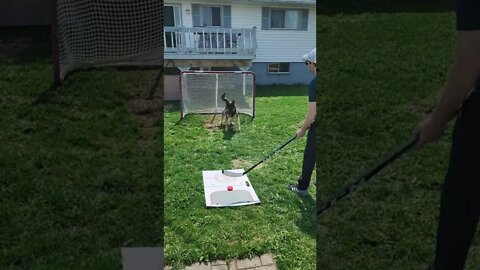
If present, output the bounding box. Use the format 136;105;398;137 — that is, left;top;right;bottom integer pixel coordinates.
308;78;316;102
456;0;480;90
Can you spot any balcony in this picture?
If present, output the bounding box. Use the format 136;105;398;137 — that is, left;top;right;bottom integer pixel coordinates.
163;27;257;60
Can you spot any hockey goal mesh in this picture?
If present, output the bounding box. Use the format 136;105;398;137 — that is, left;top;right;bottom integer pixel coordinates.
180;71;255;118
54;0;163;80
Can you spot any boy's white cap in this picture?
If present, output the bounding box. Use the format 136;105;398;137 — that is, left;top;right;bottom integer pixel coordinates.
302;48;316;64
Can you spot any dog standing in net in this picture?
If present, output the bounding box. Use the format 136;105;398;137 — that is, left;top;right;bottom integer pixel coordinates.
220;93;241;131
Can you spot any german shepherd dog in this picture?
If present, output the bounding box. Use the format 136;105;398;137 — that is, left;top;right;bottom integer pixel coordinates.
220;93;241;131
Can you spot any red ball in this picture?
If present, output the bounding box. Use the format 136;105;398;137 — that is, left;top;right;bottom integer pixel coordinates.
227;186;233;191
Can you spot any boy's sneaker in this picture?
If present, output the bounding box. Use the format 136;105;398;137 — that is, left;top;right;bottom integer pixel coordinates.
286;184;308;197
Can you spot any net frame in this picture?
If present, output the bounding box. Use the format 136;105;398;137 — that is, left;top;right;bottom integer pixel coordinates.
51;0;163;84
179;71;256;119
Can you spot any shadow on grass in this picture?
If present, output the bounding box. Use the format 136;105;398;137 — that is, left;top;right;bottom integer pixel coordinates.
294;193;316;238
222;128;235;140
317;0;454;15
220;114;253;140
32;84;59;106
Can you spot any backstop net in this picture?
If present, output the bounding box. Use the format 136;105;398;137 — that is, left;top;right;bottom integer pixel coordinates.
179;71;256;119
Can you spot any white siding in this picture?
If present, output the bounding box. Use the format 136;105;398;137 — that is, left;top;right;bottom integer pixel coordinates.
234;4;315;63
165;1;316;63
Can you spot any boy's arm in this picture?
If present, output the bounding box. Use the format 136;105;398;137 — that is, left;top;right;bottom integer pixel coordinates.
416;31;480;148
296;102;317;138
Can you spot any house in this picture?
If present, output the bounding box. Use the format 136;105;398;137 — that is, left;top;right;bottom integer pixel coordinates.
164;0;316;100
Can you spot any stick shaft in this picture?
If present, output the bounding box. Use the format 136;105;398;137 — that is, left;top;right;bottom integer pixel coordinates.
243;135;297;175
317;136;418;215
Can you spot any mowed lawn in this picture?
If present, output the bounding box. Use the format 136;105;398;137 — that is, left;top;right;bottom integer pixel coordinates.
163;85;316;269
0;28;162;269
317;8;480;270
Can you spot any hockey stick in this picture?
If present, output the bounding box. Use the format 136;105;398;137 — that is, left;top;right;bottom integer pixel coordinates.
222;135;297;177
317;135;419;215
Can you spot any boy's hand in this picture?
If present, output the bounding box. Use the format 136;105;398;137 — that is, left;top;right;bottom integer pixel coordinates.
415;116;448;148
296;127;307;139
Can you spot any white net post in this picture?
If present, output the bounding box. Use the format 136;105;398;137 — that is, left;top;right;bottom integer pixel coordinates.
242;74;246;96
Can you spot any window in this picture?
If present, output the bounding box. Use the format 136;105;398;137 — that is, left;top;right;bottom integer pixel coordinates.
192;5;231;28
262;7;308;31
201;6;222;26
164;5;181;27
164;5;182;48
271;9;299;29
268;63;290;74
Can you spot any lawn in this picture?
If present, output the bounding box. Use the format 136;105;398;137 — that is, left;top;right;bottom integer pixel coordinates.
0;27;162;269
317;5;480;270
163;85;316;269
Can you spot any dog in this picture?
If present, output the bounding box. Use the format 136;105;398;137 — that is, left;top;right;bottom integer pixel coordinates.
220;93;241;131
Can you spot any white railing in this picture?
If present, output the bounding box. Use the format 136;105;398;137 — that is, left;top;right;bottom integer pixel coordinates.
164;27;257;55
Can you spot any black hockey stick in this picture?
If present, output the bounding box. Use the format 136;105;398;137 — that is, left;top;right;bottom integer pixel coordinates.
222;135;297;177
317;135;418;215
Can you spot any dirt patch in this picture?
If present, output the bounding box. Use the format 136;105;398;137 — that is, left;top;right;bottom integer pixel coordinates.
204;122;219;130
124;71;162;147
203;115;225;133
204;122;224;132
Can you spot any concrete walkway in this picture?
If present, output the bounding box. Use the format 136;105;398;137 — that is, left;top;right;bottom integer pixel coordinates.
165;254;277;270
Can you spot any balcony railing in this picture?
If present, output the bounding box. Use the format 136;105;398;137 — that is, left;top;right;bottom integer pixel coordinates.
164;27;256;55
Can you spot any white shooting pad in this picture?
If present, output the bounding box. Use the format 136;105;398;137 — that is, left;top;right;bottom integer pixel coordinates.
203;170;260;207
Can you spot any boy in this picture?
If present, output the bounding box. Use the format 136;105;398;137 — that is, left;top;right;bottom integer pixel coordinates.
416;1;480;269
287;48;317;196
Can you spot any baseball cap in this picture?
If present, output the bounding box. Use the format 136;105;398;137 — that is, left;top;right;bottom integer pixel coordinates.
302;48;316;64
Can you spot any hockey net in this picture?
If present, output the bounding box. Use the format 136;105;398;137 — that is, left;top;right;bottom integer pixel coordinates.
180;71;255;119
52;0;163;81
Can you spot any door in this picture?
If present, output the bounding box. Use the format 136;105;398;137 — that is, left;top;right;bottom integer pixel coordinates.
164;5;181;48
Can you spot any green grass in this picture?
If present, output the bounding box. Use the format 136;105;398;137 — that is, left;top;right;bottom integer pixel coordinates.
317;10;480;270
164;85;316;269
0;27;162;269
